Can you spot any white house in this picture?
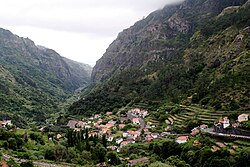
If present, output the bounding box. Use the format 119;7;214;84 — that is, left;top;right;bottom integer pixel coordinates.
176;136;189;144
123;132;129;138
219;117;230;129
107;136;114;142
116;138;123;145
238;114;249;123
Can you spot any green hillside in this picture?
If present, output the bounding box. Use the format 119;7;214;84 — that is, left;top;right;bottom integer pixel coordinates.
69;0;250;116
0;28;92;126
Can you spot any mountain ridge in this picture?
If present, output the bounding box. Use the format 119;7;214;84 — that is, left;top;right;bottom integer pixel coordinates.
69;0;249;116
0;27;92;126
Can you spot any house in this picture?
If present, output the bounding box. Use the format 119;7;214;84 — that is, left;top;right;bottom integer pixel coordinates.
176;136;189;144
238;114;249;123
74;128;81;132
93;123;99;128
119;124;126;130
120;141;129;148
128;157;149;166
219;117;230;128
101;128;112;135
107;146;117;151
106;112;112;115
76;121;86;128
151;133;159;139
85;125;91;129
132;118;140;125
94;114;100;119
191;128;200;136
106;124;114;129
116;138;124;145
127;130;141;139
97;118;103;124
0;120;12;128
89;131;98;137
107;136;114;142
123;132;129;138
145;134;154;142
193;140;201;147
67;120;78;129
200;124;208;129
56;134;62;140
108;120;117;125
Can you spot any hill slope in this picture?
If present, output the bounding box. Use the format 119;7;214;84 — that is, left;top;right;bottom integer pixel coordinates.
0;28;92;126
69;0;250;116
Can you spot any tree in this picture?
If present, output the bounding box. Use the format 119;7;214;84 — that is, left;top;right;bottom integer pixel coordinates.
91;143;107;163
20;161;34;167
53;144;68;162
102;135;107;148
107;152;121;166
8;138;17;150
149;161;174;167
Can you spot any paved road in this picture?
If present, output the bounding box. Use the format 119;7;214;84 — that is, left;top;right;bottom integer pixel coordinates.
201;129;250;140
2;154;71;167
127;112;145;132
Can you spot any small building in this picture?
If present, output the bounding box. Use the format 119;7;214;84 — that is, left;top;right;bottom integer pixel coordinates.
145;134;154;142
108;120;117;125
106;112;112;116
200;124;208;129
94;114;101;119
0;120;12;128
132;118;140;125
238;114;249;123
67;120;78;129
176;136;189;144
107;136;114;142
76;121;86;128
119;124;126;130
151;133;159;139
116;138;124;145
107;146;117;151
123;132;129;138
219;117;230;129
191;128;200;136
56;134;62;140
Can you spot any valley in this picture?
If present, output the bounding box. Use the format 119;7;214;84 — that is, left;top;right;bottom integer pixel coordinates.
0;0;250;166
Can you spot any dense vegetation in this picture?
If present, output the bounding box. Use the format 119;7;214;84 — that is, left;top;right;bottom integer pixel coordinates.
0;28;92;126
1;128;250;167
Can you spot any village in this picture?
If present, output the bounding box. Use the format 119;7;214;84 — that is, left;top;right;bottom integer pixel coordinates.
64;108;250;152
1;108;250;166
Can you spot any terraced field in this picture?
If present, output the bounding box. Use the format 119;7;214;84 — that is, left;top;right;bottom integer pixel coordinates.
165;106;250;127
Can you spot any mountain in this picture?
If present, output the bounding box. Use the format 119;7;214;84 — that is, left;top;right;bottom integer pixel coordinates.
0;28;92;126
69;0;250;116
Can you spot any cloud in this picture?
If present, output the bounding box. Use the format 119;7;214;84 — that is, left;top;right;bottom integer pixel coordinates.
0;0;183;37
0;0;183;66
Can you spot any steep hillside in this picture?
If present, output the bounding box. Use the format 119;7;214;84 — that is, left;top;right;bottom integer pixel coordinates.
0;28;92;126
69;0;249;116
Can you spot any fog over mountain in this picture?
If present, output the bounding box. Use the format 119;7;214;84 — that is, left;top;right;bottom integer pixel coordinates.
0;0;183;66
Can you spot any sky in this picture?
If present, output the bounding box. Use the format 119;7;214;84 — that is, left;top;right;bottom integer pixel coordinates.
0;0;183;66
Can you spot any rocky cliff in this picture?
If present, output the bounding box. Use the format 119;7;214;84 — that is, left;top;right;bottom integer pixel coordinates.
70;0;249;116
92;0;247;83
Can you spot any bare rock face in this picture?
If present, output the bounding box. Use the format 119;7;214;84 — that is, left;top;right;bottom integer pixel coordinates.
168;13;191;34
91;0;247;83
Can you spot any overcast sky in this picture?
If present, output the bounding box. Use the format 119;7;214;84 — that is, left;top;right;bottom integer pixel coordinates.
0;0;182;66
